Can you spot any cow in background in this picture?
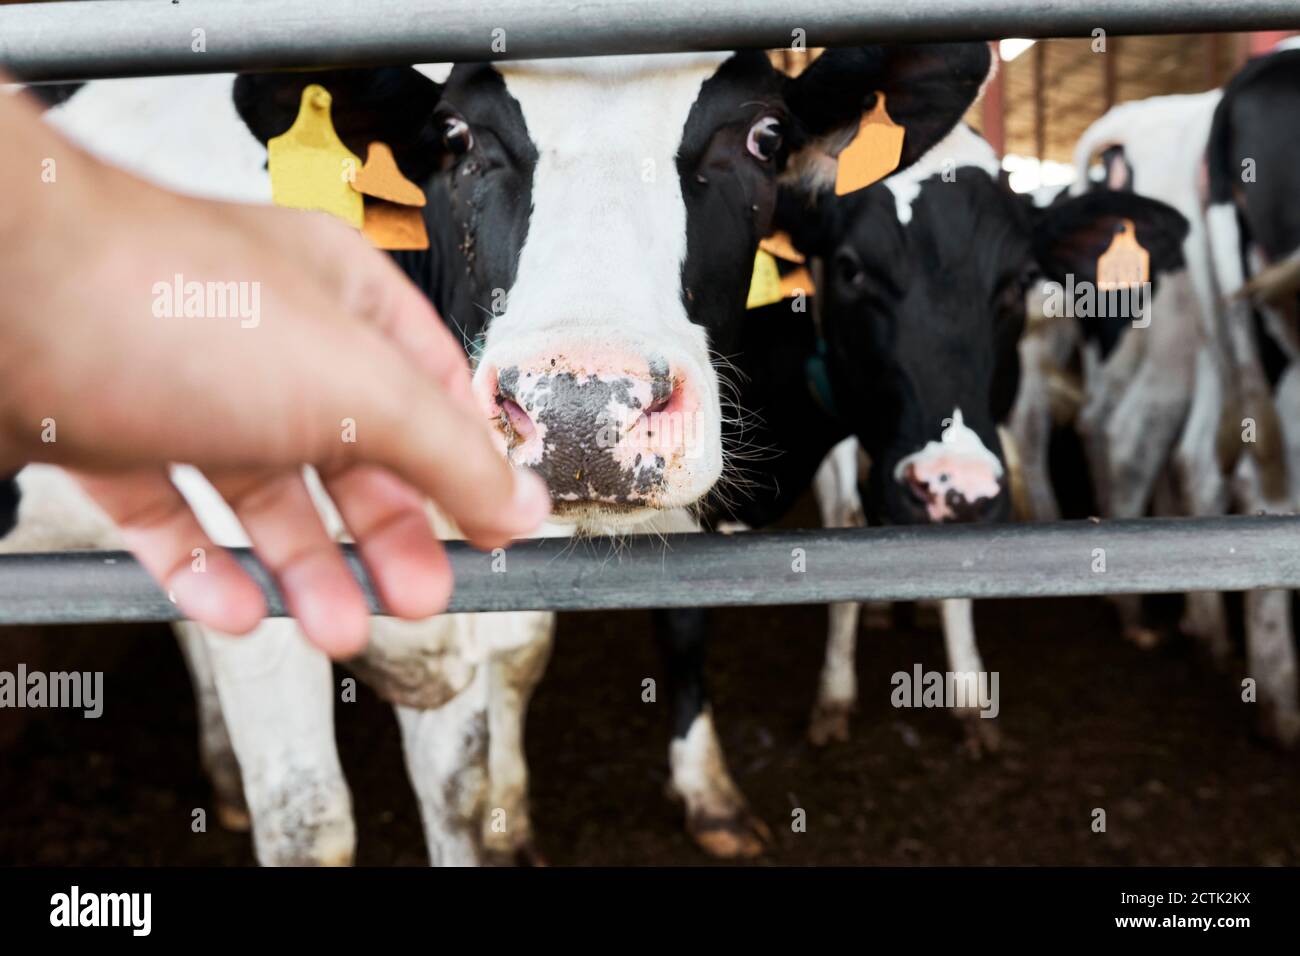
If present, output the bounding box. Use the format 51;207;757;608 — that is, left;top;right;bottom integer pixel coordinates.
662;125;1188;774
11;43;994;863
783;125;1186;750
1063;43;1300;745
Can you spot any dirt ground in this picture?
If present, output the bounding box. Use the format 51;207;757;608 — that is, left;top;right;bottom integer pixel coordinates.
2;564;1298;866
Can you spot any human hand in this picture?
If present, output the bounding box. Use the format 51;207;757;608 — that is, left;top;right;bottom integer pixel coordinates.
0;87;549;657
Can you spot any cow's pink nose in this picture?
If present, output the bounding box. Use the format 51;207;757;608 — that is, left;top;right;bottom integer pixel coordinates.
901;454;1003;523
475;354;700;509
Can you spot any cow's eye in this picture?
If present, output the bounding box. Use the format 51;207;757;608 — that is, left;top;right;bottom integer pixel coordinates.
442;116;473;155
746;116;783;162
834;249;867;291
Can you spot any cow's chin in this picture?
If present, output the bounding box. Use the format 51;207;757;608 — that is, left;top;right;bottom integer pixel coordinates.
548;500;680;535
553;501;655;533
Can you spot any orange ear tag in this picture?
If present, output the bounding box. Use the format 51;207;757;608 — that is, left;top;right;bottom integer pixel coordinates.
267;84;364;228
834;92;906;196
1096;220;1150;291
351;141;430;250
759;230;806;264
779;266;815;298
362;202;430;251
352;142;427;207
746;249;784;309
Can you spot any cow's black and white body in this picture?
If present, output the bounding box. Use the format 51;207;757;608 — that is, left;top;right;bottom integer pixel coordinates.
671;125;1188;760
826;129;1182;744
1062;44;1300;745
8;45;995;863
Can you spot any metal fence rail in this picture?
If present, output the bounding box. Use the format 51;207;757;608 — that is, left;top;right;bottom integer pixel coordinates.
2;0;1298;82
2;516;1298;625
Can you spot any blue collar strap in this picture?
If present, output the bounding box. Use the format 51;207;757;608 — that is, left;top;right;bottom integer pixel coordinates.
804;338;837;419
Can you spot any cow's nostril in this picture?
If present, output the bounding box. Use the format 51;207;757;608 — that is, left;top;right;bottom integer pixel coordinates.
903;466;930;502
644;391;672;416
499;397;536;445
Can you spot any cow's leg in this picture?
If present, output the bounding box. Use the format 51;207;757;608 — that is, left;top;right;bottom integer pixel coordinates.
809;602;860;746
1101;358;1190;648
941;598;1000;757
1076;333;1146;516
175;623;248;831
204;621;355;866
653;607;770;859
1007;325;1062;521
481;612;555;866
1171;346;1233;663
1242;586;1300;748
1238;365;1300;748
809;438;864;745
394;667;490;867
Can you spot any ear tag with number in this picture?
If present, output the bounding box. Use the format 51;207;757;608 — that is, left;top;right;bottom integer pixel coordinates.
746;249;784;309
834;92;906;196
1096;220;1150;291
268;84;364;228
351;141;429;250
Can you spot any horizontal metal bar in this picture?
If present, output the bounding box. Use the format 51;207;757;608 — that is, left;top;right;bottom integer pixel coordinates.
2;0;1298;83
1;516;1298;626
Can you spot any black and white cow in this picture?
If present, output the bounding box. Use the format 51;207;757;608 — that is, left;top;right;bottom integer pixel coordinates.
1063;41;1300;745
9;44;995;863
667;123;1188;766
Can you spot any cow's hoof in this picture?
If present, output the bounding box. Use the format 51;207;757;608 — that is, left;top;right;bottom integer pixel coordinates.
484;841;547;867
957;710;1001;758
1253;705;1300;750
687;810;772;859
216;799;252;833
1177;622;1232;668
808;700;853;747
1122;625;1163;651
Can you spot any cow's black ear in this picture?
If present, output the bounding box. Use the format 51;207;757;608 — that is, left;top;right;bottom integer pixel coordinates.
22;82;84;111
771;185;839;258
782;42;993;191
233;68;444;184
1032;191;1190;286
0;474;19;540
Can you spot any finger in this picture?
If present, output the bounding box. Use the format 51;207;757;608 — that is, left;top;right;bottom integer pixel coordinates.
71;468;267;635
322;464;452;619
211;468;369;659
338;342;552;549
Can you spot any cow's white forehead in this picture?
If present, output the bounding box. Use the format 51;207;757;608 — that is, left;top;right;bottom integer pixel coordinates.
487;52;727;333
496;52;731;79
413;63;453;83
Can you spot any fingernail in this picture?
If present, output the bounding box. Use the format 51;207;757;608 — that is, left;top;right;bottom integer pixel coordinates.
510;469;551;529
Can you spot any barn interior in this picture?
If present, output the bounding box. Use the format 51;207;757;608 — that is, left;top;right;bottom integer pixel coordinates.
1;14;1299;871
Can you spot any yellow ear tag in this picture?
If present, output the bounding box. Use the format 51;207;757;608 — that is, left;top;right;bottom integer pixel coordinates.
1096;219;1150;291
759;230;806;264
267;84;364;229
834;92;906;196
746;249;784;309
